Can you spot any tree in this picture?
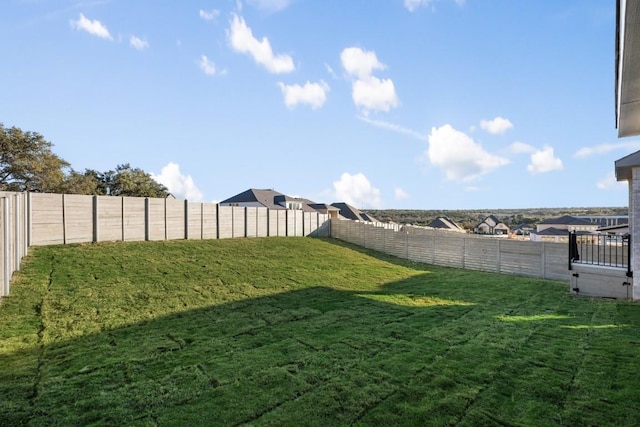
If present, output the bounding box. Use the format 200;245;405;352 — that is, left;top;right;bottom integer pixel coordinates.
60;170;100;195
93;164;169;198
0;123;169;198
0;123;70;192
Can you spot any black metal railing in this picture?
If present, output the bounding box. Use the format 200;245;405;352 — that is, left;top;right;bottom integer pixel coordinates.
569;232;631;276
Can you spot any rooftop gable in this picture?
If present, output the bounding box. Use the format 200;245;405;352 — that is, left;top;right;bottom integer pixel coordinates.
331;202;379;223
539;215;593;226
220;188;285;209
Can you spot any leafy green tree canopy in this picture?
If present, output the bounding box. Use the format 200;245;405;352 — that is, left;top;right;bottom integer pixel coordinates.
0;123;69;192
90;164;169;198
0;123;169;198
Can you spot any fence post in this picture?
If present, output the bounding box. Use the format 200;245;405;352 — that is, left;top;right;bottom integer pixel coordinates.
145;198;150;241
244;207;248;238
497;238;501;273
405;230;409;260
62;193;67;245
164;198;168;240
215;204;220;240
93;195;99;243
266;208;270;237
184;199;189;240
22;193;28;257
3;197;10;296
461;236;466;269
14;194;20;270
542;242;547;279
121;197;125;242
27;192;32;248
201;203;204;240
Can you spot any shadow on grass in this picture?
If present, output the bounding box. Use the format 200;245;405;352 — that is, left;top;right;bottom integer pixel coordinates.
1;239;638;426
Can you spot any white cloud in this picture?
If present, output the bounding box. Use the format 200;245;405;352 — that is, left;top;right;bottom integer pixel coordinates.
199;9;220;21
526;145;563;175
198;55;217;76
129;35;148;50
509;141;536;154
277;80;330;109
404;0;433;11
247;0;292;11
427;124;509;181
227;14;295;74
480;117;513;134
152;163;204;201
597;172;626;190
341;47;385;79
574;140;640;158
70;13;112;40
404;0;465;12
352;76;399;113
341;47;399;114
395;188;409;200
333;172;382;209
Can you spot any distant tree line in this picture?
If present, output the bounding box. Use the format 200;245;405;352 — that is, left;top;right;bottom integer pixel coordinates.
0;123;169;197
364;206;628;230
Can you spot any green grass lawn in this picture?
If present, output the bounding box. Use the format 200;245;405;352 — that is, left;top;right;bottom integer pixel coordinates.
1;237;640;426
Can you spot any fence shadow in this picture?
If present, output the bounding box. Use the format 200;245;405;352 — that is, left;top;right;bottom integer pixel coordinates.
0;261;577;426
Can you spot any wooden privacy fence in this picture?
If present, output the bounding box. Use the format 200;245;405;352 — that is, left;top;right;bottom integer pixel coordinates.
331;220;568;281
0;192;331;296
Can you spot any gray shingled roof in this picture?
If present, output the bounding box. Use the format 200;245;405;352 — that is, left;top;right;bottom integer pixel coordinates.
427;216;464;231
330;203;379;222
533;228;593;236
220;189;286;209
221;188;327;213
538;215;593;226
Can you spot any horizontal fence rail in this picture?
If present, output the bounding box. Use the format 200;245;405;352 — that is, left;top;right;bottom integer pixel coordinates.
331;219;569;281
0;191;331;297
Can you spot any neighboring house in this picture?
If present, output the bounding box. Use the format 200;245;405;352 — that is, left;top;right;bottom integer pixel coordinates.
530;215;599;242
598;223;629;235
511;223;534;237
331;202;379;223
307;203;341;219
220;188;319;212
575;215;628;228
426;217;466;233
474;215;509;235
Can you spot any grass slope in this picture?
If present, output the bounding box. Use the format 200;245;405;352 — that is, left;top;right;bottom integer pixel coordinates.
1;237;640;426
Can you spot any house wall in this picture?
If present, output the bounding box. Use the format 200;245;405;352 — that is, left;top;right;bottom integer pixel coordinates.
332;219;568;281
631;167;640;299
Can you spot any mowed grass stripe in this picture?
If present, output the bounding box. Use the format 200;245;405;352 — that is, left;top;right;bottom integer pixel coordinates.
1;237;640;426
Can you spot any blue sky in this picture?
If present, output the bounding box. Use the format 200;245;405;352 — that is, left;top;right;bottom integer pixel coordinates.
2;0;638;209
